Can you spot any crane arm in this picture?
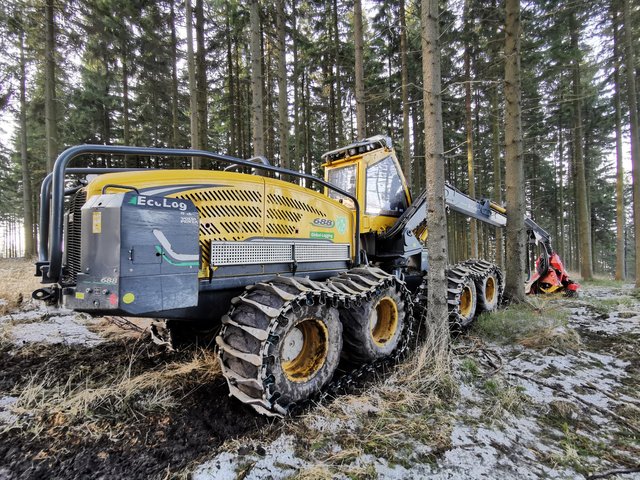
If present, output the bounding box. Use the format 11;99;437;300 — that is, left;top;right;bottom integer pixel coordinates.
379;183;553;252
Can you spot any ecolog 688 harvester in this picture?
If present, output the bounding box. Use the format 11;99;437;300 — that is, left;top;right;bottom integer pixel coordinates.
33;135;577;415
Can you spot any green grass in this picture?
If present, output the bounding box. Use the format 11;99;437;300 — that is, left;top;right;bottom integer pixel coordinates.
472;303;569;345
579;277;627;288
461;358;480;378
480;379;528;416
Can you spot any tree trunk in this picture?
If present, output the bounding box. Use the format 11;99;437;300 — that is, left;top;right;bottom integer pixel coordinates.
613;4;626;280
170;0;180;148
265;31;275;161
19;29;35;257
250;0;265;157
44;0;58;173
225;6;235;155
327;0;337;151
186;0;200;167
557;86;565;260
333;0;343;145
412;98;423;193
491;84;503;269
292;1;300;173
277;0;289;169
354;0;366;139
122;40;131;146
463;0;477;258
195;0;208;150
503;0;526;302
276;7;290;165
422;0;449;354
622;0;640;285
400;0;412;192
569;11;593;281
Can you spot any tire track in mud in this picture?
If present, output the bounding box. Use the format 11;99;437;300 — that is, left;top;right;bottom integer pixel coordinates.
0;338;269;479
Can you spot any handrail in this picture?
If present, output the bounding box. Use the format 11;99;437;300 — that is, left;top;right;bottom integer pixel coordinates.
41;145;361;282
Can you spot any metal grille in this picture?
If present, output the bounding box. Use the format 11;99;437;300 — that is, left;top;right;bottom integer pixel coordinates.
62;189;86;285
176;188;263;268
211;241;350;266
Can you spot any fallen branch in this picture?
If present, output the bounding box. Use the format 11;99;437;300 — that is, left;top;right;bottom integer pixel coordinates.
485;352;525;378
507;371;640;434
586;467;640;480
480;348;502;371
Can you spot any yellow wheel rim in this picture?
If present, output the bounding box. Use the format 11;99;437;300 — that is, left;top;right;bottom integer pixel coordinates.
486;276;496;303
370;296;399;346
281;318;329;382
459;285;474;318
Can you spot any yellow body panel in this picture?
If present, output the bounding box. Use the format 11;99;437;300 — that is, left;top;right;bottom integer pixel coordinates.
86;170;355;278
323;146;411;235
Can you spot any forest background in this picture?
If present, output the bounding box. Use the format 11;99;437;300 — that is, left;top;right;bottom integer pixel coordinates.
0;0;637;281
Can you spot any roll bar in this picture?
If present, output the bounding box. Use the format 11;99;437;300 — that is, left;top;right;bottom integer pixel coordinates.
38;145;361;283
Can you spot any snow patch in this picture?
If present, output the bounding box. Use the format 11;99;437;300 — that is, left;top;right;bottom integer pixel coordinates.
9;314;103;346
0;396;18;425
193;435;305;480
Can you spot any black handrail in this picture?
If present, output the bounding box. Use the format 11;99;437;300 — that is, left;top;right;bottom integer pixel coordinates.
38;167;147;263
42;145;361;282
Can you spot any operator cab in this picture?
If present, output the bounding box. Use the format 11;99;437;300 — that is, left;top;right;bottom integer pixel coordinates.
322;135;411;234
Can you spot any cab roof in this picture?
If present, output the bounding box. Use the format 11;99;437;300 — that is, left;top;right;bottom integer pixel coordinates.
321;135;393;164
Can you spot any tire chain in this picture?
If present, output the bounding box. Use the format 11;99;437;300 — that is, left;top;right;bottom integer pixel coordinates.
415;260;504;331
216;266;417;417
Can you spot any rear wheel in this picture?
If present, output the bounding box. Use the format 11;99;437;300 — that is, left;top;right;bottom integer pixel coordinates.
457;278;477;327
476;271;499;313
338;273;407;364
445;263;479;329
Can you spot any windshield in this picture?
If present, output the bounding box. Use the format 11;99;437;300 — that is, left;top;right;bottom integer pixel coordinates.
327;164;356;209
365;156;408;216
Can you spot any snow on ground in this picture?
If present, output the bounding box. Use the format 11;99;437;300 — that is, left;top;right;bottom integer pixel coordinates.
0;280;638;479
194;284;640;479
0;302;104;346
0;397;18;426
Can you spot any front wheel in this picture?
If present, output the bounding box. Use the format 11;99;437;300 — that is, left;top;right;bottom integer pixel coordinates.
269;304;343;405
217;278;343;415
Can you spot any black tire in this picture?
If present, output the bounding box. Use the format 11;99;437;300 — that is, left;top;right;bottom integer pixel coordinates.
340;284;406;364
267;304;342;405
457;277;477;327
218;280;342;413
475;271;500;313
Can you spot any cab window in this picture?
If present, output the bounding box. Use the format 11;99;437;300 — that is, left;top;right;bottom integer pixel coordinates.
327;164;356;209
365;156;408;216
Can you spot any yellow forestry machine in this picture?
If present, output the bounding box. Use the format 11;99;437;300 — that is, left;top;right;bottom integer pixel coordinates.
33;136;577;415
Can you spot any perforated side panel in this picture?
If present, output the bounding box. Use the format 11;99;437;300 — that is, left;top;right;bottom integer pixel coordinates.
175;188;264;271
211;241;350;266
266;193;327;217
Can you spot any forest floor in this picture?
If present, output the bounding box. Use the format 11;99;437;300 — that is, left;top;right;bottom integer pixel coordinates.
0;258;638;480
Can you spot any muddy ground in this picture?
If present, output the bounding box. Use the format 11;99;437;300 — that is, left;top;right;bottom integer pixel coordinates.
0;258;638;479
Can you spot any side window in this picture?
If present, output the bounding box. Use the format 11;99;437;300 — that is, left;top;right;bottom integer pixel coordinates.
365;156;408;216
327;164;356;209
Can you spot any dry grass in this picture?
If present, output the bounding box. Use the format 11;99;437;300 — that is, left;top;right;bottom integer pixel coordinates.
286;324;456;475
0;258;41;312
519;326;582;352
11;347;220;430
